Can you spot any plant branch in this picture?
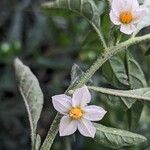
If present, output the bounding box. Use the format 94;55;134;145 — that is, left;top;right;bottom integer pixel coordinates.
88;86;150;102
91;23;108;50
40;114;62;150
40;33;150;150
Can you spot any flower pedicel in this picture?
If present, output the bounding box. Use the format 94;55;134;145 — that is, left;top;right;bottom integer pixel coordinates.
52;86;107;138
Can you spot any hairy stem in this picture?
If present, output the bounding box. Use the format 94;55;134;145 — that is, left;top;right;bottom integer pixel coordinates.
88;86;150;102
40;33;150;150
91;23;108;50
40;114;62;150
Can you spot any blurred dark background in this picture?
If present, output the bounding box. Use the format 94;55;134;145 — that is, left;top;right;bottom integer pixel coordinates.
0;0;150;150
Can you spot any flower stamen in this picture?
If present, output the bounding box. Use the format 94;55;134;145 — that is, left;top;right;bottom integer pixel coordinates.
119;11;133;24
69;107;83;119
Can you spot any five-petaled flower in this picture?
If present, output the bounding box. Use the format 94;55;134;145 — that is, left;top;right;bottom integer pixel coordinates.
109;0;148;34
52;86;107;138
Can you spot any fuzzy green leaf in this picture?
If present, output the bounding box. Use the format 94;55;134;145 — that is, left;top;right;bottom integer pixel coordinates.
126;53;147;128
94;123;147;149
14;58;43;147
102;52;130;109
102;51;147;109
126;53;147;89
102;52;129;89
42;0;100;28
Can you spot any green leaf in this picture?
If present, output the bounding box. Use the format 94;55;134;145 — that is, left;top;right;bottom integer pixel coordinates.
102;51;147;109
14;58;44;147
102;52;130;109
102;52;147;129
96;0;106;15
94;123;147;149
126;52;147;129
127;101;143;130
126;53;147;89
42;0;100;28
102;52;129;89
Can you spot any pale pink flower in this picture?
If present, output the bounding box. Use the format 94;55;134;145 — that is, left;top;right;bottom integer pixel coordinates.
52;86;106;138
109;0;148;34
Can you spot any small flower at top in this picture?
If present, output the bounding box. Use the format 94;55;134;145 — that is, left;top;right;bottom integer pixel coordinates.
109;0;148;35
52;85;107;138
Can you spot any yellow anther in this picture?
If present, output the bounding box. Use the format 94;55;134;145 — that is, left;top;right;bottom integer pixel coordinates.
120;11;133;24
69;107;83;119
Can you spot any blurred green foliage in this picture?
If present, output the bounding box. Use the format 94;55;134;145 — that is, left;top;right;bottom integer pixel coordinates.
0;0;150;150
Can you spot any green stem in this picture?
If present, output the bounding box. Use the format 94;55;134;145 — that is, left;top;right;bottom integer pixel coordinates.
88;86;150;102
91;23;108;50
40;33;150;150
40;114;62;150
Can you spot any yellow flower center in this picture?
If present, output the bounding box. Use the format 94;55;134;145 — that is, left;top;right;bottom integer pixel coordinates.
69;107;83;120
119;11;133;24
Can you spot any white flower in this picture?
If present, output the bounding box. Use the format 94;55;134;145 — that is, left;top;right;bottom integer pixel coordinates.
109;0;148;34
52;86;107;138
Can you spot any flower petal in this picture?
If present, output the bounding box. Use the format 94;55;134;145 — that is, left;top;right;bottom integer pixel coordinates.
134;6;149;23
111;0;124;13
109;10;121;25
130;0;139;11
59;116;77;136
77;118;96;138
83;105;107;121
122;0;139;11
111;0;139;13
120;24;136;35
72;86;91;107
52;94;72;114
